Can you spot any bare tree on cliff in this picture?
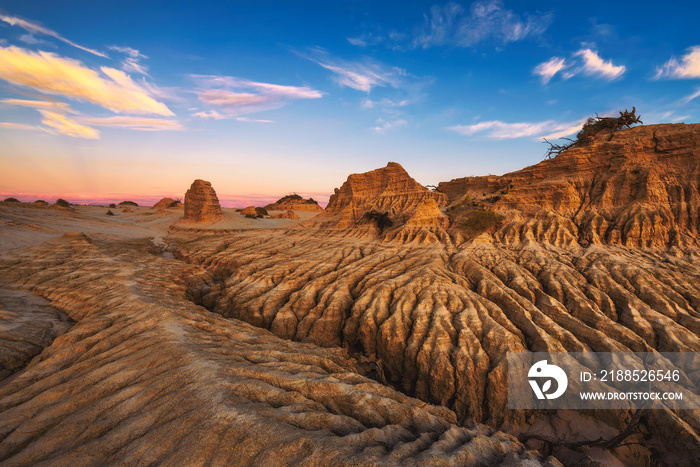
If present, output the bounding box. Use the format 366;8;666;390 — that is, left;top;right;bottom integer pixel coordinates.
543;107;643;159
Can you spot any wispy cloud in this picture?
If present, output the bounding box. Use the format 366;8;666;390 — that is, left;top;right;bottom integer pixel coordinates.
575;49;625;79
190;75;322;117
534;48;624;84
656;46;700;79
361;97;412;112
108;46;149;75
448;118;586;140
0;14;107;58
1;98;75;112
0;121;39;130
412;0;552;49
299;49;407;92
235;116;274;123
79;116;184;131
39;110;99;139
533;57;567;84
373;118;407;134
682;87;700;104
0;46;173;115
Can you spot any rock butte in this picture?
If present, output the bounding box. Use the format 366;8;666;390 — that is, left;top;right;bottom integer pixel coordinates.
239;206;257;217
265;197;323;212
1;123;700;465
183;179;224;223
153;197;183;210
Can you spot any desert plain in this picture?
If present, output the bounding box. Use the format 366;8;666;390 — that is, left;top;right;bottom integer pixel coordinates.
2;123;700;466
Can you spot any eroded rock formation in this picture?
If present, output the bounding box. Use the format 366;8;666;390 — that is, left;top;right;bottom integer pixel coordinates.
183;179;224;223
240;206;257;217
172;128;700;464
439;124;700;249
310;162;448;239
0;224;547;466
153;197;183;210
265;195;323;212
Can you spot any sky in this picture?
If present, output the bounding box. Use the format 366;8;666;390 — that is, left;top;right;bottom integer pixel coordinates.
1;0;699;207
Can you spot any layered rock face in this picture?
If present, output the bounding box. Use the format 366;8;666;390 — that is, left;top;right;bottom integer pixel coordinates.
321;162;447;227
439;124;700;249
0;221;545;465
183;179;224;223
172;131;700;465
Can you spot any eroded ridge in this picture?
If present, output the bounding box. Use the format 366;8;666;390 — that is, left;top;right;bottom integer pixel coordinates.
172;221;700;464
0;231;545;466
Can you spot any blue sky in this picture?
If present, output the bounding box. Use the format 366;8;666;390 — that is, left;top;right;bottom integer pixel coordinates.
1;0;699;206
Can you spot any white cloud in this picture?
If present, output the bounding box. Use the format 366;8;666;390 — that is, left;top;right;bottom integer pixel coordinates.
299;49;406;93
317;61;404;92
193;110;226;119
533;57;567;84
575;49;625;79
235;117;274;123
0;14;107;58
108;46;149;75
39;110;99;139
347;37;367;47
79;116;184;131
448;118;586;140
190;75;322;117
373;118;407;133
0;46;173;115
682;87;700;104
535;48;625;84
656;46;700;79
361;97;411;110
412;0;552;49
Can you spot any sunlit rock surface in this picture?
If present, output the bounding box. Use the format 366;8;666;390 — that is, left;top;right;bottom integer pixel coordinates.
173;126;700;465
0;212;547;465
183;179;224;223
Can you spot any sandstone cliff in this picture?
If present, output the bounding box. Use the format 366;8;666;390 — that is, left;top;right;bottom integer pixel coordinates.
170;130;700;464
310;162;449;242
183;179;224;223
439;124;700;249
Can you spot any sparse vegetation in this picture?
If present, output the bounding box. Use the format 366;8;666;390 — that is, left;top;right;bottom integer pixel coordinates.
106;210;115;216
168;200;182;208
3;197;20;203
457;210;504;234
56;198;71;208
363;210;393;233
255;207;268;216
245;213;257;219
544;108;643;159
274;193;318;205
109;203;117;208
35;199;47;205
447;196;505;237
119;201;139;207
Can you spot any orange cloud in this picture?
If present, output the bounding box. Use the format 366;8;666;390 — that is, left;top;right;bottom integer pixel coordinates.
40;110;99;139
0;46;173;115
1;98;75;112
80;116;184;131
